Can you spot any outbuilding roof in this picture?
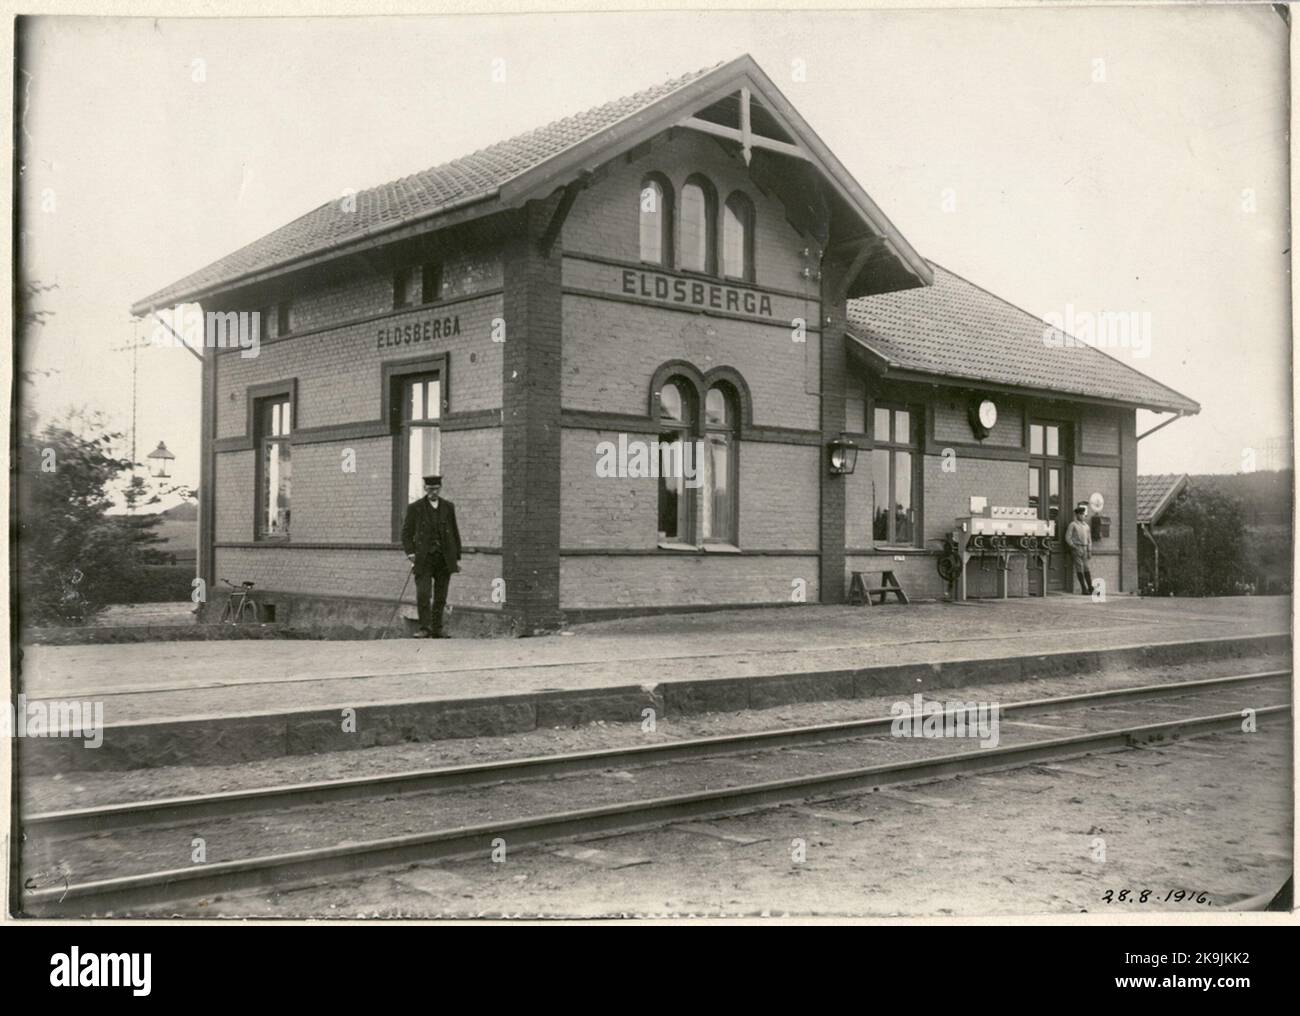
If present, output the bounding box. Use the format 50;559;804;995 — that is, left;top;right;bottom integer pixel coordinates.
1136;473;1190;525
845;264;1201;414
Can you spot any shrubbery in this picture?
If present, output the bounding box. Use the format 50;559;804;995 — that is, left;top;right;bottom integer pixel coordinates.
16;413;192;625
102;563;197;604
1139;485;1263;596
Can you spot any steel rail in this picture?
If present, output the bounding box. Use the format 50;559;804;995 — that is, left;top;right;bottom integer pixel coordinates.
23;702;1292;916
26;669;1290;837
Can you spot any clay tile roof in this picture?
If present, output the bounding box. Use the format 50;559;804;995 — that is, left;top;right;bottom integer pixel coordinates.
846;263;1200;414
133;62;723;312
1136;473;1189;525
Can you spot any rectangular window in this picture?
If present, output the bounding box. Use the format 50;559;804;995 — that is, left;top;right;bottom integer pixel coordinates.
276;301;292;337
256;396;292;539
1029;422;1062;456
421;262;443;304
394;267;419;308
871;403;919;546
402;375;442;505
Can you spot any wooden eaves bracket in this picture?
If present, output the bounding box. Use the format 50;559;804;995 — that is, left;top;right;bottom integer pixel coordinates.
677;86;814;166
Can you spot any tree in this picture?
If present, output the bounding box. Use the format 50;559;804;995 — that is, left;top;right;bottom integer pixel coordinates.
1149;486;1253;597
15;413;173;626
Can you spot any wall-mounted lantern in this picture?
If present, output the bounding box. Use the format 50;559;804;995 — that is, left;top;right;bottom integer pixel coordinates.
146;440;175;478
828;434;859;475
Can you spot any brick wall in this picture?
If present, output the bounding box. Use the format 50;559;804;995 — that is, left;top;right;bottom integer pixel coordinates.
560;427;659;550
923;455;1029;546
215;291;503;440
933;397;1024;447
561;295;820;429
561;554;819;610
501;203;563;628
550;127;827;611
214;450;255;541
213;546;503;610
558;428;819;557
561;130;821;296
1081;410;1121;455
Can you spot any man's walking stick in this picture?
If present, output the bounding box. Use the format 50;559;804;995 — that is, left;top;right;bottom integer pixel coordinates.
382;564;415;639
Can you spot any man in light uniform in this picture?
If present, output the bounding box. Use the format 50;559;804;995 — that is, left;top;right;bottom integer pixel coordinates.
1065;503;1094;595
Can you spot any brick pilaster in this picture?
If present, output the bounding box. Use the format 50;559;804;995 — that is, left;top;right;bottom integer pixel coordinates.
1119;410;1138;592
500;201;564;631
818;261;851;603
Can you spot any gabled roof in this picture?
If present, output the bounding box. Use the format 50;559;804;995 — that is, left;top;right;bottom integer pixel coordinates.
845;264;1201;414
1137;474;1189;525
132;54;931;314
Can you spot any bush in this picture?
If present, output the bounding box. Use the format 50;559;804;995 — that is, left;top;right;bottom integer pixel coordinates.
1140;486;1255;596
103;563;197;604
15;414;179;626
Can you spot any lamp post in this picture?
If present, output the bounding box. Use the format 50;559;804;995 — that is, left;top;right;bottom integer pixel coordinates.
147;441;175;479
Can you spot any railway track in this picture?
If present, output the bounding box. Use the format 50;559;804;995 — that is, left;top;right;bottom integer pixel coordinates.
21;669;1291;916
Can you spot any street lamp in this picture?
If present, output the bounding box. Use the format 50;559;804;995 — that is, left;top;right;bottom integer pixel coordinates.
147;441;175;479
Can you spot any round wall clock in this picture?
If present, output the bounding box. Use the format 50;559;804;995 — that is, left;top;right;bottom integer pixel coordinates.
968;398;998;439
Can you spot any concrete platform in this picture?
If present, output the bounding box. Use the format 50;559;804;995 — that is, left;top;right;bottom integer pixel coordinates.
16;596;1291;773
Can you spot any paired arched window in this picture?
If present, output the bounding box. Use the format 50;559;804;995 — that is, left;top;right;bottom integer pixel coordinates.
701;384;738;543
679;175;717;274
638;173;753;282
722;191;754;282
655;374;740;547
638;174;673;267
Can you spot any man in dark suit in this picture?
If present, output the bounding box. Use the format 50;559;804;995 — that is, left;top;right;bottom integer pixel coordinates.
401;474;462;638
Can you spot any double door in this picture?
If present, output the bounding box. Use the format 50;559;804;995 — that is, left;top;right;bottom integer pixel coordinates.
1028;420;1069;592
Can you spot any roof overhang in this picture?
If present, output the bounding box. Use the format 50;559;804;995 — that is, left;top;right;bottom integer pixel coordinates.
503;54;932;299
133;55;931;314
846;328;1203;416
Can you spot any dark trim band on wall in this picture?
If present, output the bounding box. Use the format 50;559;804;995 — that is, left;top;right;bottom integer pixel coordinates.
563;250;820;304
559;410;821;446
561;409;656;433
744;425;821;446
921;438;1031;462
442;408;504;432
215;408;501;452
213;435;254;453
215;287;505;356
292;420;390;445
1073;454;1123;468
563;286;821;334
215;542;502;553
846;547;938;556
560;548;817;557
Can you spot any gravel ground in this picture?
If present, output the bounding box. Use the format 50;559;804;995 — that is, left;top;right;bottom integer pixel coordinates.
145;723;1294;920
22;651;1288;813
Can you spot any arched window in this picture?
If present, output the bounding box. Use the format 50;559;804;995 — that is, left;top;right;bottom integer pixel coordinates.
679;175;717;274
656;378;694;542
701;385;739;544
639;174;673;266
722;192;754;282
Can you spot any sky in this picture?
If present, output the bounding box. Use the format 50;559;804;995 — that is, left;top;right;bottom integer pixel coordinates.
15;6;1292;503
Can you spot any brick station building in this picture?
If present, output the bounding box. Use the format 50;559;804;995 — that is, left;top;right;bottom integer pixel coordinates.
132;54;1199;633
